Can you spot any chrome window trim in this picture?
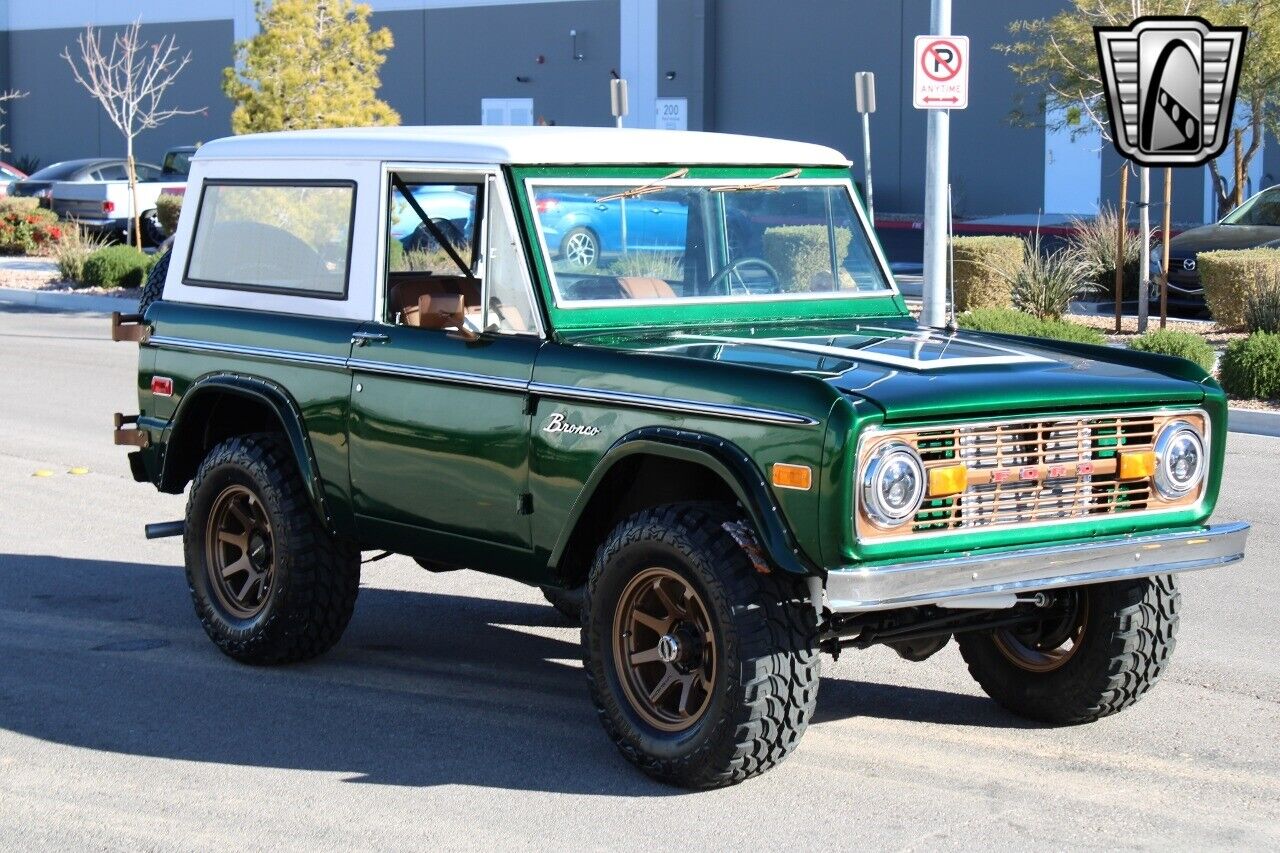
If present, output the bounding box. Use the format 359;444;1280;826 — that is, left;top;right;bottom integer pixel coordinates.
145;336;817;427
853;406;1213;545
522;175;900;310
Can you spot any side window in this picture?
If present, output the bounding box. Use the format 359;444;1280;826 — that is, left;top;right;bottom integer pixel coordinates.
186;181;355;297
135;164;161;181
95;164;128;181
484;177;538;335
387;182;480;274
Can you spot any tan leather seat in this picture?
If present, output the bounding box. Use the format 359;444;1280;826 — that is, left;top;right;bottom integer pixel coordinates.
388;275;481;325
617;277;676;299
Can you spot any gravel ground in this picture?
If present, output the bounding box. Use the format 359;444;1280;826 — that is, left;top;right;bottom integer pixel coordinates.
0;256;140;299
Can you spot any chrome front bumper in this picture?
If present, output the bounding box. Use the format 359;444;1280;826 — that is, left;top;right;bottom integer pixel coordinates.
825;522;1250;612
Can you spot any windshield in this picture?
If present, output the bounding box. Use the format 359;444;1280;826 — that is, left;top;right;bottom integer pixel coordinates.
1222;187;1280;226
528;179;891;305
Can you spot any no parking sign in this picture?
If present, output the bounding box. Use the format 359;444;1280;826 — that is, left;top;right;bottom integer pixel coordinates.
913;35;969;109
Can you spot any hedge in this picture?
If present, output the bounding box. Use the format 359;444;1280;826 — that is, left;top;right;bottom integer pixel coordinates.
155;193;184;237
957;307;1107;344
81;245;154;288
951;236;1022;311
1219;332;1280;399
761;225;852;292
1196;248;1280;327
1127;328;1216;373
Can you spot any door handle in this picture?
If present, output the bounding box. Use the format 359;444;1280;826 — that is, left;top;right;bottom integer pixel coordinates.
351;331;389;346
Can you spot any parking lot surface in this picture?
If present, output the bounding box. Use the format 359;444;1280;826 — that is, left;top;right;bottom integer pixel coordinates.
1;308;1277;850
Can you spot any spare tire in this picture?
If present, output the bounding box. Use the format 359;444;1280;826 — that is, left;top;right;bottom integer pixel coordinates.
139;250;171;314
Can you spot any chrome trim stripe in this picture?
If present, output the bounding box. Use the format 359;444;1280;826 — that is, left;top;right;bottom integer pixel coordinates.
529;382;819;427
148;337;818;426
825;521;1249;612
347;358;529;393
147;335;349;370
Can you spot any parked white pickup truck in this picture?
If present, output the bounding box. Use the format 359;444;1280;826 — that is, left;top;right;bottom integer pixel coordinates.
49;147;194;245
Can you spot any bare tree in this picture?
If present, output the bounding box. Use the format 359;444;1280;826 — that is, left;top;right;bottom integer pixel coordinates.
62;19;203;248
0;89;28;155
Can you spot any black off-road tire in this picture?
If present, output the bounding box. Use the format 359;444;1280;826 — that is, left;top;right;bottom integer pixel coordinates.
540;584;583;621
957;576;1180;724
138;249;170;314
184;432;360;665
582;503;820;789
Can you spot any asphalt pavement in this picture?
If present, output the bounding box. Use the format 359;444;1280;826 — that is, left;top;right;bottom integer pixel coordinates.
1;307;1278;851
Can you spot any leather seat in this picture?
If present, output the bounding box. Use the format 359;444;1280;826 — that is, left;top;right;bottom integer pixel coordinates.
617;277;676;299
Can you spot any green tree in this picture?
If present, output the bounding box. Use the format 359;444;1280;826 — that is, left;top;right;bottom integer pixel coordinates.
223;0;399;134
1003;0;1280;217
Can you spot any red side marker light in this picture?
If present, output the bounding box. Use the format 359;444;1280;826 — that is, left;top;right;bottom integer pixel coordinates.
1078;462;1095;476
1020;466;1040;480
151;376;174;397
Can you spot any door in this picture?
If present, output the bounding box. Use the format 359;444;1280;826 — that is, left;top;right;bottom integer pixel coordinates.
1043;106;1102;216
347;169;544;571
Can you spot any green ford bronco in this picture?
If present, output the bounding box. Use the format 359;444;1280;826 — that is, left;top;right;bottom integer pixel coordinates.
113;126;1248;789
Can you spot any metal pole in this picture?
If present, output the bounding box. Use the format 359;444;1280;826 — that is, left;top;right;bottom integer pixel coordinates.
861;112;875;223
1114;165;1128;333
920;0;951;329
1161;167;1172;328
1138;166;1151;333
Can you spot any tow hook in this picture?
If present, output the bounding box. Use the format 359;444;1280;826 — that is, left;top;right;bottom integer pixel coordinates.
144;521;185;540
110;311;149;343
112;413;149;448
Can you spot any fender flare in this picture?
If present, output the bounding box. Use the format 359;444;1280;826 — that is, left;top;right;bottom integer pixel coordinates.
160;372;333;529
550;426;819;576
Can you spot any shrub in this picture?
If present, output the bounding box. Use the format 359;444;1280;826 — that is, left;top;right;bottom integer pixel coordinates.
1243;268;1280;333
761;225;851;292
1066;206;1150;301
957;307;1107;344
1219;332;1280;399
0;203;63;255
1127;328;1216;372
609;251;684;281
1197;248;1280;327
81;245;152;288
155;193;184;236
950;236;1022;311
54;224;114;285
996;234;1100;320
0;196;40;214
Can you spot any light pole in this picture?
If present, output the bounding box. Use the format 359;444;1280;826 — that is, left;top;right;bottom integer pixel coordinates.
920;0;951;329
854;71;876;223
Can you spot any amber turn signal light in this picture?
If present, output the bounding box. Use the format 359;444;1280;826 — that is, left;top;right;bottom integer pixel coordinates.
771;463;812;491
1118;450;1156;480
928;464;968;497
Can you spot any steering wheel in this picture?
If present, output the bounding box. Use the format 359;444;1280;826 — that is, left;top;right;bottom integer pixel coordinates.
706;256;780;296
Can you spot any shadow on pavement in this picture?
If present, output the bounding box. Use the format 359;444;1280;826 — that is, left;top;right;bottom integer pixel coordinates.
0;552;1026;793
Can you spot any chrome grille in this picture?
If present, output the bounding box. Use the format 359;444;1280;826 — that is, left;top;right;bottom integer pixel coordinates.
907;414;1162;533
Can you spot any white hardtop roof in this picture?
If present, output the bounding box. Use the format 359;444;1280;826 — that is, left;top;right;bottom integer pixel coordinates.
193;126;851;167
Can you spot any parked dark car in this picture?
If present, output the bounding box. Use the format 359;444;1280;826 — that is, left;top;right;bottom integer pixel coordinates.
10;158;161;206
1156;184;1280;313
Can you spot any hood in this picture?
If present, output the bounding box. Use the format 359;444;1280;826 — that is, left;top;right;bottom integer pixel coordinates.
571;320;1208;421
1168;223;1280;255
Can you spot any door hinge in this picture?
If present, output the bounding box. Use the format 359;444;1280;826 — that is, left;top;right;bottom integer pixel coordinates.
517;493;534;515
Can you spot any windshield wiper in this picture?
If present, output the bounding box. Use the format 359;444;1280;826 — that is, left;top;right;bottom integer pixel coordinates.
708;168;803;193
596;168;689;202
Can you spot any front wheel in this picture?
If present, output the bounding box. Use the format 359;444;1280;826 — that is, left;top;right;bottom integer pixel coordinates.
582;504;820;789
560;227;599;267
957;576;1180;724
184;433;360;665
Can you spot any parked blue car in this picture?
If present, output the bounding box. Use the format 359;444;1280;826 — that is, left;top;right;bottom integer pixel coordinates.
534;190;688;266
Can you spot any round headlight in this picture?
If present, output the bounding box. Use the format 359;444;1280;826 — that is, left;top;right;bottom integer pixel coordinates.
1153;420;1206;500
861;441;926;528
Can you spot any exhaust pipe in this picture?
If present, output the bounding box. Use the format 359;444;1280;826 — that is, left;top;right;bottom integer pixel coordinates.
144;520;185;540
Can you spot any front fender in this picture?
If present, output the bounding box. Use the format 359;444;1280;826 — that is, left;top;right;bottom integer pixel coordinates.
551;426;820;576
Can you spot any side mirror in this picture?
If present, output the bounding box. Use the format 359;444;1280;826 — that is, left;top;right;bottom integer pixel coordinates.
416;293;479;341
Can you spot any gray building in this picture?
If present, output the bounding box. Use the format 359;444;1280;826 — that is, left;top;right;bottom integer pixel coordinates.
0;0;1271;224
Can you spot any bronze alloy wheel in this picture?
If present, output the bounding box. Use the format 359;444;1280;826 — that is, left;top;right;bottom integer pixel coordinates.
204;484;275;619
612;566;718;732
992;592;1090;673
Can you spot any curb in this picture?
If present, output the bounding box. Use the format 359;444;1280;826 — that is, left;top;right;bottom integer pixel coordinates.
1228;408;1280;438
0;287;137;314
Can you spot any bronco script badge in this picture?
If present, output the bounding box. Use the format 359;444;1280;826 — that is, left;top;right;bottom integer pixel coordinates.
542;412;601;437
1095;16;1246;167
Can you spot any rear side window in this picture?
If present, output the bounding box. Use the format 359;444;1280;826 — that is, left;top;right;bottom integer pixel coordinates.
185;181;355;298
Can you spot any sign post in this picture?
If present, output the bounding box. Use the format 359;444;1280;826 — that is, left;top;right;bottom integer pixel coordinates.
610;78;629;129
854;71;876;223
913;7;968;329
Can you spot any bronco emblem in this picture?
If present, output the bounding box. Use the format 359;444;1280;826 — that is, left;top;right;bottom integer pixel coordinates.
542;412;601;437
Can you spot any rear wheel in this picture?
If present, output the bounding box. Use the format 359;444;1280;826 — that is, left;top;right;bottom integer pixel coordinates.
138;250;169;313
140;209;167;247
184;433;360;665
582;503;819;789
957;576;1180;723
560;227;599;267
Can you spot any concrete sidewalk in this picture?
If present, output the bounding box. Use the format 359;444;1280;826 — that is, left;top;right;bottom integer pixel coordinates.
0;286;137;313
